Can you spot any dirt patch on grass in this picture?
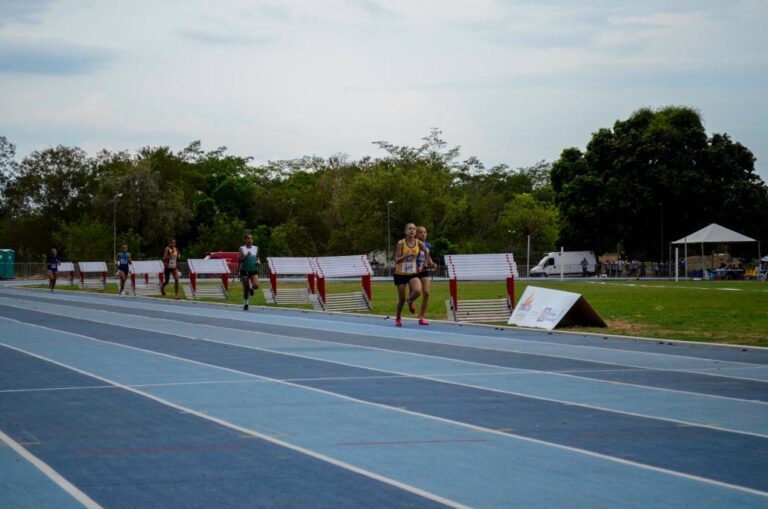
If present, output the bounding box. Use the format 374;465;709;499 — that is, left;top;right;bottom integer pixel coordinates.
606;320;652;331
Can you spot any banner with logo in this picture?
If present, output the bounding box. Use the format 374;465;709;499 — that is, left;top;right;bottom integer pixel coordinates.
508;286;606;330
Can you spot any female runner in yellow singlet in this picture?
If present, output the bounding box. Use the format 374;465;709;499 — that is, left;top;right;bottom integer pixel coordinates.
392;223;430;327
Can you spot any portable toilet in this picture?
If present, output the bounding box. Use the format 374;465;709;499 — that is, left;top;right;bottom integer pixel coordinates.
0;249;14;279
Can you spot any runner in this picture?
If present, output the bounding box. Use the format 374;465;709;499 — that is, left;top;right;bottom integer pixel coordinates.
393;223;430;327
161;238;181;299
46;248;61;293
115;243;132;297
238;233;260;311
414;226;435;325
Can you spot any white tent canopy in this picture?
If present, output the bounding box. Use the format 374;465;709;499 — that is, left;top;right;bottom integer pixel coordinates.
672;223;756;245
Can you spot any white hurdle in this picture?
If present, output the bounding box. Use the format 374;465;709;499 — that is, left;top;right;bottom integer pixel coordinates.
312;255;373;312
129;260;165;296
264;257;315;304
185;258;230;299
57;262;76;286
77;261;108;291
444;253;518;323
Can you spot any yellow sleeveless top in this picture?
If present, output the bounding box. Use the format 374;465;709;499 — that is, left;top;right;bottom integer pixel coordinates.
395;240;420;275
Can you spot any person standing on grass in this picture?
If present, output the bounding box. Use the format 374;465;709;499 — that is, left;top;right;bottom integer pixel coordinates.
46;248;61;292
413;226;436;325
115;244;132;297
393;223;430;327
161;238;181;299
238;233;260;311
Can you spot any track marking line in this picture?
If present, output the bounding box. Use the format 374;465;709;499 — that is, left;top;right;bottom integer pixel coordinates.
0;340;467;509
2;321;768;499
4;308;768;439
0;429;103;509
6;297;767;391
8;290;768;365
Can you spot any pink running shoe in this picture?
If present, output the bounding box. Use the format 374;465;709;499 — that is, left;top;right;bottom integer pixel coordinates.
418;318;429;326
408;301;416;314
395;317;402;327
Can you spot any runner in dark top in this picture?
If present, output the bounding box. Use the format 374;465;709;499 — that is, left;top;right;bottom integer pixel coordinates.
46;248;61;293
115;244;132;296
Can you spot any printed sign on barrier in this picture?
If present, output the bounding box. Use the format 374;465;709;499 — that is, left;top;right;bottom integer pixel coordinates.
508;286;606;330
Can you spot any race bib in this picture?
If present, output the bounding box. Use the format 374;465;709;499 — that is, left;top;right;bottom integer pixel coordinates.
402;261;416;273
168;256;177;268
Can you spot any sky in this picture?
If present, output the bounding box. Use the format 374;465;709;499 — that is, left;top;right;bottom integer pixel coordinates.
1;0;767;180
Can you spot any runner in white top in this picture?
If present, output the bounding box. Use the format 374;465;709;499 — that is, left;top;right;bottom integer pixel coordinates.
238;234;260;311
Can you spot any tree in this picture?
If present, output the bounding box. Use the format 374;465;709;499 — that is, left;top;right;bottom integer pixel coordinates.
0;136;18;210
498;194;560;262
52;219;111;261
268;219;317;257
551;106;768;259
186;215;248;258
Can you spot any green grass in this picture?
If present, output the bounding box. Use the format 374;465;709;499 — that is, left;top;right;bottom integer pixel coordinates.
29;278;768;346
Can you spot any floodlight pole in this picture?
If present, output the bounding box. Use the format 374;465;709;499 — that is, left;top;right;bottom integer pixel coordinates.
526;234;531;278
113;193;123;263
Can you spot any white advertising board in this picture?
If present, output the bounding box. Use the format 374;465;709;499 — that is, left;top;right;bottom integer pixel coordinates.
508;286;606;330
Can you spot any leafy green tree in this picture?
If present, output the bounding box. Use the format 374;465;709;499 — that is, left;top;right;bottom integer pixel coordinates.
53;218;111;261
551;106;768;258
0;136;18;209
498;193;560;267
186;215;247;258
267;219;317;257
428;237;458;265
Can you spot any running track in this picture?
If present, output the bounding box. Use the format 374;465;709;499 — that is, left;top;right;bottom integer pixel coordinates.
1;286;768;508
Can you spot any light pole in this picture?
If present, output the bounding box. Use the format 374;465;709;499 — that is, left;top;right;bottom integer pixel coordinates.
387;200;394;269
526;234;531;278
113;193;123;262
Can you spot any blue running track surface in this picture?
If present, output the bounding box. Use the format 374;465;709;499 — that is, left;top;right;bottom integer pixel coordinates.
2;287;768;508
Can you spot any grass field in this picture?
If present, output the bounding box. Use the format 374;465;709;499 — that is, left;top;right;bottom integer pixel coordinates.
33;278;768;346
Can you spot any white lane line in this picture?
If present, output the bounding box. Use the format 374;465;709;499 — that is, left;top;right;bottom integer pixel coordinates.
29;309;768;440
0;338;466;509
4;296;767;390
2;319;768;499
5;294;768;381
4;306;768;439
0;429;103;509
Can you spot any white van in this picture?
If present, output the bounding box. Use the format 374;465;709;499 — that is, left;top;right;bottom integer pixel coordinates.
530;251;597;277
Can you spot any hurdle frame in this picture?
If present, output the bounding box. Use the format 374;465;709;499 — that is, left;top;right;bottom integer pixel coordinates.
185;258;230;299
312;255;373;311
265;257;316;304
129;260;165;296
77;261;108;291
445;253;518;322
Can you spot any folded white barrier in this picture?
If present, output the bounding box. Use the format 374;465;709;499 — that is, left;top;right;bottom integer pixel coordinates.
444;253;518;322
264;257;315;304
130;260;165;296
312;255;373;312
185;258;229;299
77;261;107;291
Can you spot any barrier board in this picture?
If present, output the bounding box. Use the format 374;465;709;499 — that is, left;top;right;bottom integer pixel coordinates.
508;286;606;330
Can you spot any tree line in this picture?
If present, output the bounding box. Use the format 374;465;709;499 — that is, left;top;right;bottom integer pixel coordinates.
1;107;766;266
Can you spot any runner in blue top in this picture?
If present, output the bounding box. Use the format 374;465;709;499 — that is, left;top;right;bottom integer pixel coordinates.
46;248;61;293
115;244;132;296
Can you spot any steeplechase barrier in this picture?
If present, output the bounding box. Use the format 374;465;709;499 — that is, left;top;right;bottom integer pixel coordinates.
129;260;165;296
444;253;518;322
184;259;230;299
77;262;108;291
56;262;76;286
312;255;373;312
264;257;315;305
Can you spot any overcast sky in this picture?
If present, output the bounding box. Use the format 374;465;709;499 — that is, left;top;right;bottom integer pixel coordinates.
1;0;767;180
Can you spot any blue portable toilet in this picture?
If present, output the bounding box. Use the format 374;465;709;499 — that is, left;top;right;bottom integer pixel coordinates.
0;249;15;279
